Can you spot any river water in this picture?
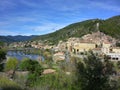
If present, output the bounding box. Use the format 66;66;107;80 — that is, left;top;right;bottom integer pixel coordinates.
6;51;44;61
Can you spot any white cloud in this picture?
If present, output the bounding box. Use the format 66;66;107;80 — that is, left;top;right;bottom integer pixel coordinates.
17;33;33;36
0;16;38;27
0;30;33;36
15;16;37;22
32;22;69;33
0;30;18;36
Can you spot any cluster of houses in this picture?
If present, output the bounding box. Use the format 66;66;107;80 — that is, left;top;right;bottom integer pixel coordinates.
56;31;120;61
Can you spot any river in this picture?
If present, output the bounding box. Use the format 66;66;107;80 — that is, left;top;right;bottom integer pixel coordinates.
6;51;44;61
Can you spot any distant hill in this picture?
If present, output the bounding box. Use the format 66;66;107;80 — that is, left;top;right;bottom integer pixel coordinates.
0;35;36;43
33;15;120;44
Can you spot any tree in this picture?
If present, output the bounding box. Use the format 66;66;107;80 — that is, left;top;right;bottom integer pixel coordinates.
116;42;120;47
0;41;4;47
5;57;18;79
26;63;43;87
117;61;120;69
5;57;18;71
0;49;6;63
19;59;43;87
77;51;114;90
19;58;31;71
0;49;6;71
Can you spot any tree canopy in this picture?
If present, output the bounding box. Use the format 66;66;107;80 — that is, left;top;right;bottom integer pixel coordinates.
0;49;6;63
5;57;18;71
77;51;115;90
19;58;43;87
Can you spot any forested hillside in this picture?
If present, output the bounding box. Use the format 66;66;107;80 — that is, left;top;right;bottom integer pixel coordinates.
33;15;120;44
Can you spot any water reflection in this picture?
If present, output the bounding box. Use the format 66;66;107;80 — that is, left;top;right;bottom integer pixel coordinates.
6;51;44;61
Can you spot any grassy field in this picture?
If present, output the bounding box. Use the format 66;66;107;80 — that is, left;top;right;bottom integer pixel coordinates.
0;75;22;90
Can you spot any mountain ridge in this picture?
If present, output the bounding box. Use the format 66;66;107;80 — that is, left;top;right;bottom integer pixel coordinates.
0;35;37;43
33;15;120;44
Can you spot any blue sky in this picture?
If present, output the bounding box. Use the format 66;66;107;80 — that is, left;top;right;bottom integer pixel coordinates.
0;0;120;36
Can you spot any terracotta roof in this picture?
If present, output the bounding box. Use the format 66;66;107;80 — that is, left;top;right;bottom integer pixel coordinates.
93;48;101;50
103;41;111;44
54;52;64;56
43;69;56;74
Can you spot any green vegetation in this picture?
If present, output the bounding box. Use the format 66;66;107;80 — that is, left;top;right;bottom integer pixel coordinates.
33;15;120;45
117;61;120;69
0;49;6;71
77;52;115;90
0;49;6;63
42;49;52;61
18;51;118;90
100;15;120;39
0;41;4;47
0;76;22;90
116;42;120;47
19;59;43;87
4;57;19;79
33;19;100;44
1;49;120;90
5;57;18;71
19;58;32;71
35;71;75;90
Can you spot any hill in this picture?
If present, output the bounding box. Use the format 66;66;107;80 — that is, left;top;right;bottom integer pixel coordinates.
0;35;36;43
1;15;120;44
33;19;101;44
99;15;120;39
33;15;120;44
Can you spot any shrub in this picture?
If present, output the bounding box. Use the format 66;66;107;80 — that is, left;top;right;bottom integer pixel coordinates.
5;57;18;71
0;76;22;90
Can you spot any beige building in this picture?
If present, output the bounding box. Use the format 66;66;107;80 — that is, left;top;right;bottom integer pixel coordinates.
73;42;96;53
111;47;120;53
101;42;111;54
57;41;66;51
102;42;111;48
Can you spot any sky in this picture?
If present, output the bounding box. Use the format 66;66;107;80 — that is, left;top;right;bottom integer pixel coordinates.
0;0;120;36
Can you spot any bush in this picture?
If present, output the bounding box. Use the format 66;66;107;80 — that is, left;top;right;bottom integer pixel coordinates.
0;63;4;71
5;57;18;71
0;76;22;90
19;59;43;87
77;51;115;90
19;58;31;71
35;72;75;90
0;49;6;63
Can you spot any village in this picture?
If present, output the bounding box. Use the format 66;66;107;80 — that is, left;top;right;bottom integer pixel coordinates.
1;0;120;89
9;30;120;62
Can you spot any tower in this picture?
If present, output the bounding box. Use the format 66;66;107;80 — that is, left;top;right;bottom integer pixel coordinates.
96;23;99;31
